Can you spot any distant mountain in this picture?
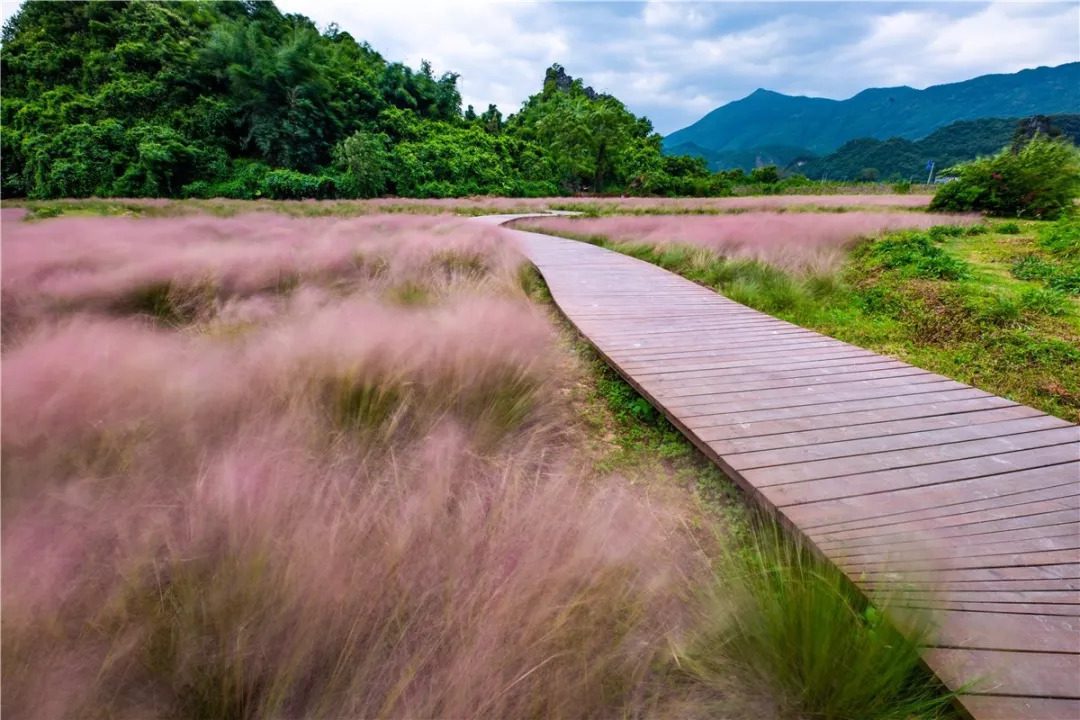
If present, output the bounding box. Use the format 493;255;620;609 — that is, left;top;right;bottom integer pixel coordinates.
664;63;1080;157
796;115;1080;181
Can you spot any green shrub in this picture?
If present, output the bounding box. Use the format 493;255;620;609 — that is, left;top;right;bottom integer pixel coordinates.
1050;271;1080;294
891;180;912;194
182;162;271;199
868;233;971;280
929;136;1080;219
927;224;965;241
994;221;1022;234
259;170;337;200
1010;253;1080;295
977;293;1024;327
1020;287;1069;316
963;224;989;236
681;524;953;720
749;165;780;184
1011;254;1054;281
332;131;391;198
1038;217;1080;259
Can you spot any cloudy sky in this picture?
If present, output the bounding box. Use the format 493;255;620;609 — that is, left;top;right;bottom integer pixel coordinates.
3;1;1077;134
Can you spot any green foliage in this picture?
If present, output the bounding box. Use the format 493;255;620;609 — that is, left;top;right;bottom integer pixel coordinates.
1009;218;1080;294
682;524;954;720
259;169;337;200
749;165;780;184
994;221;1022;234
927;224;965;241
332;130;390;197
892;180;912;194
1038;216;1080;259
1;4;638;199
858;166;880;182
1019;287;1069;316
865;232;971;280
930;136;1080;219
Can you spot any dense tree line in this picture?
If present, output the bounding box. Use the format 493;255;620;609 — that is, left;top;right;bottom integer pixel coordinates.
0;1;725;199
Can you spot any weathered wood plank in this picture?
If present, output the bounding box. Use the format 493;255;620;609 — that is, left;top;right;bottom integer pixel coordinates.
958;697;1080;720
925;648;1080;698
708;405;1047;455
764;444;1080;507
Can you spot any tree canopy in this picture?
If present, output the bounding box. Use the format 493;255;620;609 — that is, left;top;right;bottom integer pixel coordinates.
1;2;716;199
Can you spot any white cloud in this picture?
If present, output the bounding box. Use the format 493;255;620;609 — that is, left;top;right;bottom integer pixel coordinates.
642;1;712;30
838;2;1079;88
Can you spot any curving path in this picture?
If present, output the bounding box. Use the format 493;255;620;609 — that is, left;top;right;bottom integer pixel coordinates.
481;214;1080;720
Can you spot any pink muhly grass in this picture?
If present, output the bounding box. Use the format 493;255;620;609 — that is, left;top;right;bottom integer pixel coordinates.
2;282;694;717
514;211;977;273
5;193;931;220
1;213;522;333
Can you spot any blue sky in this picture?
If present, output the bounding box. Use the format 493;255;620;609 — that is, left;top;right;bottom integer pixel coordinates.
3;1;1077;134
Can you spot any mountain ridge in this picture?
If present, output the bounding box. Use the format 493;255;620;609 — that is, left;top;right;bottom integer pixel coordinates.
665;63;1080;156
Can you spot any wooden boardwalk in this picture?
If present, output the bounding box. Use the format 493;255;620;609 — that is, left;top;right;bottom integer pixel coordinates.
488;216;1080;720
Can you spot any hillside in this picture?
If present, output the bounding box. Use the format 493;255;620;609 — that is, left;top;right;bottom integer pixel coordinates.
0;5;699;199
665;63;1080;156
797;115;1080;181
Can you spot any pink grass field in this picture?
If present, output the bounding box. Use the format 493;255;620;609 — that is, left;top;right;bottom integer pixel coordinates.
3;192;933;218
360;194;935;211
513;211;978;272
1;211;521;333
1;212;706;717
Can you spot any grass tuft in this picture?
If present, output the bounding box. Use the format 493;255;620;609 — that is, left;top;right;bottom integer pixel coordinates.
681;524;955;720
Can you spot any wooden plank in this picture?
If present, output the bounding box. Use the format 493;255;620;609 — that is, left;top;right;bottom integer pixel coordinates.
909;601;1079;616
957;697;1080;720
843;549;1080;574
835;533;1080;565
818;510;1080;553
677;379;969;419
601;327;817;352
764;444;1080;507
751;427;1079;489
667;373;951;411
836;525;1080;564
793;466;1080;533
621;341;860;373
628;346;882;376
900;589;1080;604
648;354;900;385
925;648;1080;698
709;405;1047;455
870;578;1080;593
725;415;1067;470
696;396;1021;442
926;610;1080;652
858;564;1080;584
654;365;929;400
